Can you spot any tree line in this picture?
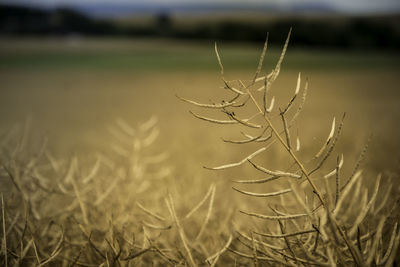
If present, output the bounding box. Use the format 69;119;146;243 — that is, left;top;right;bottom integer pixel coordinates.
1;4;399;49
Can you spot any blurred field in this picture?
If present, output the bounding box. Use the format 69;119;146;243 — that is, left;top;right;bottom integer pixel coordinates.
0;37;399;265
0;37;399;170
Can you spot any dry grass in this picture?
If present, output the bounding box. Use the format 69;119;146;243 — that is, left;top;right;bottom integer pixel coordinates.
176;30;400;265
0;34;399;266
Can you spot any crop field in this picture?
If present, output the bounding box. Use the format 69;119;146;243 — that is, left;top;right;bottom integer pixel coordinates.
0;37;399;266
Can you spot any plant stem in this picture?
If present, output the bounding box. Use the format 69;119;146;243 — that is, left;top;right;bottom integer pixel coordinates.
245;88;326;206
246;88;363;266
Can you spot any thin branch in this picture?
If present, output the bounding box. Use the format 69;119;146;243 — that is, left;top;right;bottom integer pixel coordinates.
206;235;233;266
232;187;291;198
136;202;166;222
196;184;216;241
204;146;267;170
235;228;282;250
349;174;381;236
233;176;281;184
223;80;246;95
335;155;341;207
344;136;371;189
185;184;214;219
122;247;152;261
308;113;345;176
176;95;237;109
239;210;307;220
215;42;224;77
281;73;301;115
222;128;269;144
315;117;336;159
1;193;7;267
289;80;308;126
142;221;172;231
252;33;269;84
165;195;197;267
254;229;316;239
280;111;291;150
248;160;300;178
376;222;398;265
223;110;263;129
189;111;237;125
323;154;344;179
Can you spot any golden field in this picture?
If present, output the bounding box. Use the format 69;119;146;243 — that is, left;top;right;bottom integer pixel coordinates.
0;37;399;266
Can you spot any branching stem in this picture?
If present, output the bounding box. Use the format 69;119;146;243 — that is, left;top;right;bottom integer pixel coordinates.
245;86;362;267
245;88;326;206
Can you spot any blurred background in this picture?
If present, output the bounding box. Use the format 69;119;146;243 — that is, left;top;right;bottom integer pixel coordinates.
1;0;400;47
0;0;399;173
1;3;400;266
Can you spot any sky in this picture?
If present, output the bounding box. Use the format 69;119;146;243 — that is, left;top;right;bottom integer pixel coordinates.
1;0;400;14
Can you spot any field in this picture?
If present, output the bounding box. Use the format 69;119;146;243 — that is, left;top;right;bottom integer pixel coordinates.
0;37;399;266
